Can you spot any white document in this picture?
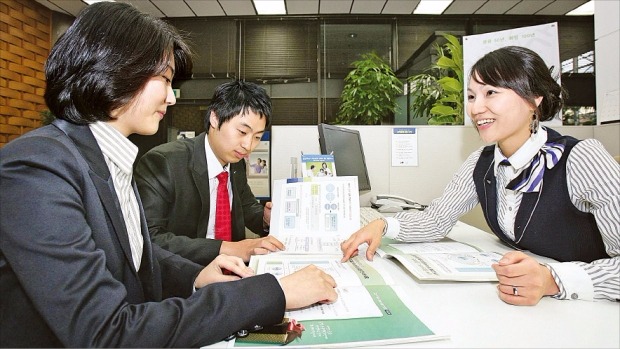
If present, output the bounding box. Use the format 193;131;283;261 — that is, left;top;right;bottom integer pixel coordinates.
270;176;360;254
251;254;385;321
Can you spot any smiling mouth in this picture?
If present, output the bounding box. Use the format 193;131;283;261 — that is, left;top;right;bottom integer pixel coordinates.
476;119;495;126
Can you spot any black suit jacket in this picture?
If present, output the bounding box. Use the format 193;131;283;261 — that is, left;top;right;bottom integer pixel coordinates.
0;120;284;347
135;132;267;265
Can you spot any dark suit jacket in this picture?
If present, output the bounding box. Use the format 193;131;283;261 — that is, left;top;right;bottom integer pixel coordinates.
135;132;268;265
0;120;284;347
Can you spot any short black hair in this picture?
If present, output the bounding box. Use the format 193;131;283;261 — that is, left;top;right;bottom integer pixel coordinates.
204;81;272;133
44;2;193;124
469;46;565;122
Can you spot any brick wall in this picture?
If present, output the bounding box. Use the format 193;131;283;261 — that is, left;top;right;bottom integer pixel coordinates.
0;0;50;148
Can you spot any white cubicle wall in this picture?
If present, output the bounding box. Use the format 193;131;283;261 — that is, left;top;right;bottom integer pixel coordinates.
271;124;619;233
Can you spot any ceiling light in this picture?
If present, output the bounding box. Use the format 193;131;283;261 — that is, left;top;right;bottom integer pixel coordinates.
253;0;286;15
413;0;453;15
566;1;594;16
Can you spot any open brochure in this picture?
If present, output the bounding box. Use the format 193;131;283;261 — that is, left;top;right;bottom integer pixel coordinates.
250;254;391;321
244;180;449;347
376;239;501;282
270;176;360;254
239;254;447;348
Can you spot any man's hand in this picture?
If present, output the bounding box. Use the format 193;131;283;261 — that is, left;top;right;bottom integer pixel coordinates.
492;251;560;306
340;218;385;262
194;254;255;288
279;265;338;309
221;235;285;262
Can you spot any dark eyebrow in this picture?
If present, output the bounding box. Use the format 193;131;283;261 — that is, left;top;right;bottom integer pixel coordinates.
239;120;265;134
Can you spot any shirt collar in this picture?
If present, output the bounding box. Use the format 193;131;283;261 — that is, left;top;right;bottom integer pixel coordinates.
494;125;547;175
89;121;138;175
204;135;229;179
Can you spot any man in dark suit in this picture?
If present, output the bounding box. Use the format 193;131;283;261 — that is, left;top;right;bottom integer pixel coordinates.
135;81;284;265
0;3;337;347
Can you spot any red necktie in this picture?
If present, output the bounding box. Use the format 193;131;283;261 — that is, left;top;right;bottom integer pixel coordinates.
215;171;231;241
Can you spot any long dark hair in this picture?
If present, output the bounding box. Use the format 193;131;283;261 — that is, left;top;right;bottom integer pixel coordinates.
469;46;566;121
44;2;193;124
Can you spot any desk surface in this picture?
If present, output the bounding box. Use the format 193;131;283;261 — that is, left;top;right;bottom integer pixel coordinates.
211;221;620;348
381;221;620;348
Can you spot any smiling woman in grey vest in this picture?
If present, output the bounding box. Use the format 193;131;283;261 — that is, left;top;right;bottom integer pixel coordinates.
341;46;619;306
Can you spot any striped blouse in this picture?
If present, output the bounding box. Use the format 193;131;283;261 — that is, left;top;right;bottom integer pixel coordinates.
90;122;143;271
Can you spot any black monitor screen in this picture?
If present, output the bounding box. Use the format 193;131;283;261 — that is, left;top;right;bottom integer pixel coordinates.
318;123;371;191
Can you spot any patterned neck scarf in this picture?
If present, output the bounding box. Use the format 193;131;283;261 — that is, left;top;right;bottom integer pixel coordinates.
502;139;566;193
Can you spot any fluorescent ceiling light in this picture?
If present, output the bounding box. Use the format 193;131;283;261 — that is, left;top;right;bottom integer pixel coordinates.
414;0;453;15
253;0;286;15
83;0;114;4
566;1;594;15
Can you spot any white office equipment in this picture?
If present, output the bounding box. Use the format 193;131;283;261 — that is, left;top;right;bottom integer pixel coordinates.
370;194;427;212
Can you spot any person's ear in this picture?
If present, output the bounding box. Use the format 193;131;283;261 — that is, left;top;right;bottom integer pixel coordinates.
109;107;122;120
534;96;543;107
209;111;219;130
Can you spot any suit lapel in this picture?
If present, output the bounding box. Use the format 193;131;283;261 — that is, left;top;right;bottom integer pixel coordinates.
53;119;138;273
190;133;212;237
134;179;158;298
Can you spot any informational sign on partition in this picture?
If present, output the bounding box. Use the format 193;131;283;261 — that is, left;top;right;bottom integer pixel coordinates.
462;22;562;126
391;127;418;167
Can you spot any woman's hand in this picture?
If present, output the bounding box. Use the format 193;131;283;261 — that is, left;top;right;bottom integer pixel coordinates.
340;218;385;262
492;251;560;306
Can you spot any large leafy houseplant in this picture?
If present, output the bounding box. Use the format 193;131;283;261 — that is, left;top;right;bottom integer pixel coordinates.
408;33;464;125
336;51;403;125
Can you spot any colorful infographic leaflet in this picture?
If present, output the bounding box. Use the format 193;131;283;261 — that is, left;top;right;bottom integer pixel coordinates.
270;176;360;254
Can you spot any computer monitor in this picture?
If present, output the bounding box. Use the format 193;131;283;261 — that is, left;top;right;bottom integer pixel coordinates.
318;123;371;191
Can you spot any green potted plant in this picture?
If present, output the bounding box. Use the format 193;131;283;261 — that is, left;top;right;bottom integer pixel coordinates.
408;33;464;125
40;109;56;126
336;51;403;125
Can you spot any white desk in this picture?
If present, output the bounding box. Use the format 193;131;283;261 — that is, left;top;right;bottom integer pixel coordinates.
209;221;620;348
377;221;620;348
